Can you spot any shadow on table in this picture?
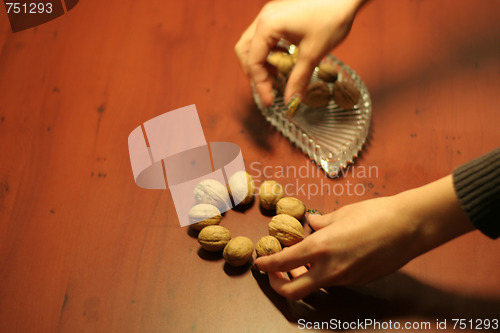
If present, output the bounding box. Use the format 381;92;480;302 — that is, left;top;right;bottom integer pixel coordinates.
252;270;500;330
237;100;279;153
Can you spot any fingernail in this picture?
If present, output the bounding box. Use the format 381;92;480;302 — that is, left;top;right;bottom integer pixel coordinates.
307;209;322;215
287;94;301;117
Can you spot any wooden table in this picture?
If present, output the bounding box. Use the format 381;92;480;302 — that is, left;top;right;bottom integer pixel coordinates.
1;1;499;332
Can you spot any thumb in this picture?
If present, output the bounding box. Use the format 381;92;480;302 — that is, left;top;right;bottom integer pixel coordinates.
306;212;334;231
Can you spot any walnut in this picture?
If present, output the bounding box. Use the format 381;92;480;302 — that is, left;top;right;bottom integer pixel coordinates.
317;64;338;82
276;197;306;220
267;52;294;77
189;203;222;231
303;81;331;108
259;180;285;210
227;171;255;206
268;214;304;246
198;225;231;252
194;179;230;212
255;236;282;257
332;81;361;110
223;236;254;267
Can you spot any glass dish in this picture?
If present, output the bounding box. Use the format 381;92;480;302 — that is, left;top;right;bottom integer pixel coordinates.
252;44;372;178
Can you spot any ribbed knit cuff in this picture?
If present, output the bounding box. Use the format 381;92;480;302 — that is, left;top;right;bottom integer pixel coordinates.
453;147;500;239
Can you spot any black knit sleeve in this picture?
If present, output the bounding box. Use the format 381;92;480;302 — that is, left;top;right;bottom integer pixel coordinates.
453;147;500;239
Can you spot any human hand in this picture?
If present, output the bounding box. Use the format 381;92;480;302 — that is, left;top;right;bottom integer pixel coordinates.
235;0;367;107
253;176;474;300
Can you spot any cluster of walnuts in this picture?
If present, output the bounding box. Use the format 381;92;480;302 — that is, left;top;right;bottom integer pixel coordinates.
267;49;361;113
188;172;307;268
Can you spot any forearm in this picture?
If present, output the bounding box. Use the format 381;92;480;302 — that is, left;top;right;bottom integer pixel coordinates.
396;175;475;257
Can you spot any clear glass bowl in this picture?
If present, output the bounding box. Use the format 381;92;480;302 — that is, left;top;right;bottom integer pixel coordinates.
252;44;372;177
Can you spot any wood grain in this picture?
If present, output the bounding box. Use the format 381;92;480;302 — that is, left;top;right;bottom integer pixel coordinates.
0;1;499;332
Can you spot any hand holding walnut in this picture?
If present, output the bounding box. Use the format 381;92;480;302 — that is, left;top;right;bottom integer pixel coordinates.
254;175;475;300
235;0;367;106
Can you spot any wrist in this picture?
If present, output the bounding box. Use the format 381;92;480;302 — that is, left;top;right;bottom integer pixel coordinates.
394;175;475;257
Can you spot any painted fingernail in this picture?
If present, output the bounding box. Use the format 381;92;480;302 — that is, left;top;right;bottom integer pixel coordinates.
287;94;301;117
307;209;322;215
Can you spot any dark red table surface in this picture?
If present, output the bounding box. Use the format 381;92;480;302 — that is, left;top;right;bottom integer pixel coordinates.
0;1;499;332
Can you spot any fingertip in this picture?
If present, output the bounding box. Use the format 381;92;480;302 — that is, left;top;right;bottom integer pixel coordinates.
254;249;292;273
306;208;322;215
284;86;305;106
254;250;282;272
305;211;319;223
253;256;263;268
253;254;270;271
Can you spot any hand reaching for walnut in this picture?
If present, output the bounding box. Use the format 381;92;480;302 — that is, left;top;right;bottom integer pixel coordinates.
253;175;475;300
235;0;367;107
